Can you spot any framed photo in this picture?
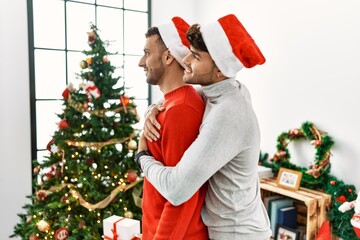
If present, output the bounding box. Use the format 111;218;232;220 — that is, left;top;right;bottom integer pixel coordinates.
276;167;302;190
275;224;300;240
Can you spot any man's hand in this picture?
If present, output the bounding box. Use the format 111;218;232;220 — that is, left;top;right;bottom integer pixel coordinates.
143;104;164;142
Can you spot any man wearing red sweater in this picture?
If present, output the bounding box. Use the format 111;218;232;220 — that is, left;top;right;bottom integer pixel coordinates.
137;17;208;239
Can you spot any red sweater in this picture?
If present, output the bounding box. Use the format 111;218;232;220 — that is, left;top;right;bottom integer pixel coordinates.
142;85;208;240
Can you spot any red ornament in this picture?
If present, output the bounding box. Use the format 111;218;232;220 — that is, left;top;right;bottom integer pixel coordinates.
330;180;336;185
55;227;69;240
58;120;70;129
85;157;95;166
62;88;70;100
336;195;347;203
126;170;138;183
120;95;130;106
29;235;39;240
348;188;353;193
62;83;74;100
87;31;96;44
78;220;86;229
36;190;47;201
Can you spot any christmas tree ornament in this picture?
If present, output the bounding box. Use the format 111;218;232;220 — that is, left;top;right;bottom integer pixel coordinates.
29;235;39;240
36;190;47;201
120;95;130;106
37;219;49;232
33;166;40;175
127;139;137;150
62;83;74;100
78;220;86;229
125;170;138;183
124;211;134;219
55;227;69;240
87;31;96;44
86;57;92;65
79;60;87;69
85;81;101;101
58;120;70;129
336;195;347;203
115;143;123;152
46;139;59;153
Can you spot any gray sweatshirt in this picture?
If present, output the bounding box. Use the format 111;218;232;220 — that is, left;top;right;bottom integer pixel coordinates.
140;78;272;240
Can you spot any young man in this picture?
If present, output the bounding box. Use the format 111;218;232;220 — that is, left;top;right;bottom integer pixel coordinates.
136;14;271;240
137;17;208;239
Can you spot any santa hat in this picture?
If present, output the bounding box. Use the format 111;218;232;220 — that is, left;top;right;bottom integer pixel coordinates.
201;14;265;77
157;16;190;68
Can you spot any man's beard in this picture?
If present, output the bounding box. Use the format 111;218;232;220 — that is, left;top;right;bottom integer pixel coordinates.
146;63;165;85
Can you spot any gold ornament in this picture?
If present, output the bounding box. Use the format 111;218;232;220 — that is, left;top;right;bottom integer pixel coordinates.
37;219;49;232
124;211;134;219
127;139;137;150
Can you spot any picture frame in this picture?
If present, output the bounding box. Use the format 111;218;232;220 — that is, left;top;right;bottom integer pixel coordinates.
275;224;300;240
276;167;302;191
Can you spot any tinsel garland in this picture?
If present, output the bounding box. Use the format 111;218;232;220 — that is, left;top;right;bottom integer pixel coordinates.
259;121;358;240
68;94;133;117
44;179;142;211
65;133;136;150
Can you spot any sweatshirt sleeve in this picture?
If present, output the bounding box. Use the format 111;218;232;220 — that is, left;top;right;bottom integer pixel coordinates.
141;101;252;205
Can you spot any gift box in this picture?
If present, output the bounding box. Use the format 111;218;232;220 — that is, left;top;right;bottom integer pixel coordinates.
103;215;141;240
351;213;360;238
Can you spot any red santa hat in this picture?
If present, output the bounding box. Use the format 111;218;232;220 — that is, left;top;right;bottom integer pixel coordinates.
157;16;190;68
201;14;265;77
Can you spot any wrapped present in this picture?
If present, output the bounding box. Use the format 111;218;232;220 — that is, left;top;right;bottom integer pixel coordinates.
103;215;141;240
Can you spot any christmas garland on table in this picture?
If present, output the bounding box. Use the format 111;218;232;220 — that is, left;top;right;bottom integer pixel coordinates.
259;121;358;240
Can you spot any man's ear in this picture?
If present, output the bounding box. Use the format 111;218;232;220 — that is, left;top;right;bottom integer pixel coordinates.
216;68;226;80
163;50;175;65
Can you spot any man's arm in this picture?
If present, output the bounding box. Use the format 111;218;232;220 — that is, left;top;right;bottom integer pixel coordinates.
140;110;245;205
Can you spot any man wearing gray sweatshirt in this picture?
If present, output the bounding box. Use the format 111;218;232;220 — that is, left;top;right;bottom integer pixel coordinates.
135;14;272;240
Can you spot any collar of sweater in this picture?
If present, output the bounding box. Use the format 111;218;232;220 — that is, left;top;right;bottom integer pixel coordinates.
202;78;239;100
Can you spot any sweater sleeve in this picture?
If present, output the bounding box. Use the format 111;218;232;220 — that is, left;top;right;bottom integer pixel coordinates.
141;101;255;206
153;104;206;239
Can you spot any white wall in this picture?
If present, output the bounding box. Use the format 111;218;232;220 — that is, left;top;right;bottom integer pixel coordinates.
2;0;360;238
0;0;32;239
153;0;360;190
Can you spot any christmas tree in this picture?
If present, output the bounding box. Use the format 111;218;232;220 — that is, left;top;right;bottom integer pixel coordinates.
12;25;142;240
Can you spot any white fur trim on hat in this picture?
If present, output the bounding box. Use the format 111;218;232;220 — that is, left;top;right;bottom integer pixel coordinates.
158;22;190;68
201;21;244;78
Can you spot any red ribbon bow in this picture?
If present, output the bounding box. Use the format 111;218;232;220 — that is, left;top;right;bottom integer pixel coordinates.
104;217;125;240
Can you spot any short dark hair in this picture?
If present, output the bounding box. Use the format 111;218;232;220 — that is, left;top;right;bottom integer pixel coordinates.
186;24;208;52
145;27;167;50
